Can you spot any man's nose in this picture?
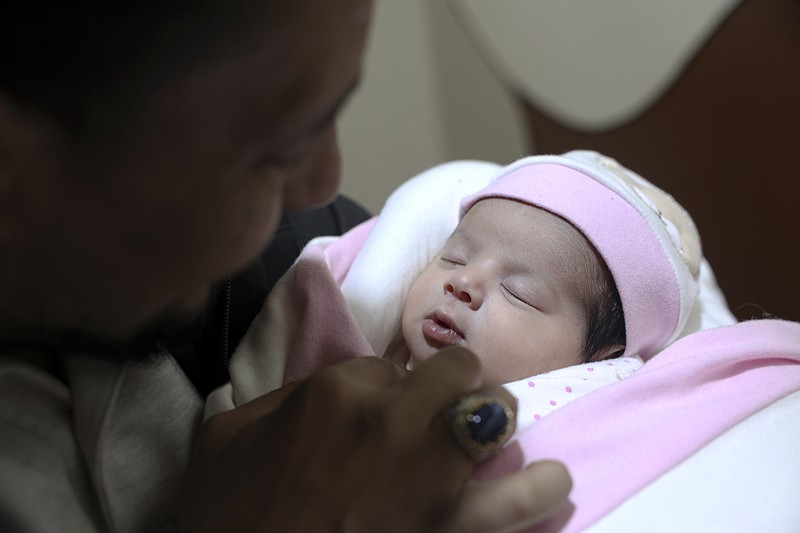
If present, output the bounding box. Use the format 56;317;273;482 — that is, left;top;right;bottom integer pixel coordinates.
282;125;342;212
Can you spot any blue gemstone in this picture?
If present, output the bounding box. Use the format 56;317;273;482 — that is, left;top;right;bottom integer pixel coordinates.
467;402;508;444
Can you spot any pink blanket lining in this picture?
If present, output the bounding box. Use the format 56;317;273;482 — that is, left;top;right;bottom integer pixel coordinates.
475;318;800;532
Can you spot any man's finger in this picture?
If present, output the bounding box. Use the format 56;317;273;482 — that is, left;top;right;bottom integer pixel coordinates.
236;379;304;420
397;346;483;416
442;460;573;533
200;380;305;453
227;356;405;435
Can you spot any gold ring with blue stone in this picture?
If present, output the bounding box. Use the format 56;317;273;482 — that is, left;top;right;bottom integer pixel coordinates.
448;394;516;460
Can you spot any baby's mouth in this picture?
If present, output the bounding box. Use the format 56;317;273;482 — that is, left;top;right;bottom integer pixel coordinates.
421;312;464;348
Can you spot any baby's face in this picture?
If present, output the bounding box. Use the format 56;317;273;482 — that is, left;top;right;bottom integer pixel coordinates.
401;198;590;384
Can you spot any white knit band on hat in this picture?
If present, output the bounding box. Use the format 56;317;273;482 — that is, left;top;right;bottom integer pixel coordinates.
460;150;701;360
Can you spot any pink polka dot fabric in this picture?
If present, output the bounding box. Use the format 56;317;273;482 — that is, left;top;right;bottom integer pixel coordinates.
504;357;643;434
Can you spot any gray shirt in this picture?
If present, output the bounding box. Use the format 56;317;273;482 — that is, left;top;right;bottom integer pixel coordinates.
0;353;203;532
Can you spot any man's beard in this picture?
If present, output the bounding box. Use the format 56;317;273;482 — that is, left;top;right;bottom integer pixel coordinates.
2;285;221;362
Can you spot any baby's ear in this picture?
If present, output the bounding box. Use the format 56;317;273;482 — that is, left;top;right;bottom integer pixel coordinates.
589;344;625;362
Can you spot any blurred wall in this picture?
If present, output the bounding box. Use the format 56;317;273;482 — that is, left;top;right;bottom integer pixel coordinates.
337;0;526;214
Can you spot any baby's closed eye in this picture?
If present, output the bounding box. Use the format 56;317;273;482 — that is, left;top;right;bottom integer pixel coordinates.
501;282;537;308
439;253;468;267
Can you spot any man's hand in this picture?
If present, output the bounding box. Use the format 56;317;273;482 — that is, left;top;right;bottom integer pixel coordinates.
178;347;571;532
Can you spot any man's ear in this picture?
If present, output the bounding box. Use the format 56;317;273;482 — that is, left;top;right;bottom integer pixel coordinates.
0;91;14;238
0;90;65;241
0;91;11;173
0;90;30;190
589;344;625;362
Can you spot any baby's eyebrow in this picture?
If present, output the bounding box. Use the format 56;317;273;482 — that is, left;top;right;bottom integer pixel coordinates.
448;224;479;246
508;260;564;300
440;228;466;249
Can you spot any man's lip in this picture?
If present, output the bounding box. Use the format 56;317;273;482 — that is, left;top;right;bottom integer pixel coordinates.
421;311;465;348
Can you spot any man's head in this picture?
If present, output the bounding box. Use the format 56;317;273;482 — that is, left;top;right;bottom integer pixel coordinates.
401;198;624;385
0;0;373;347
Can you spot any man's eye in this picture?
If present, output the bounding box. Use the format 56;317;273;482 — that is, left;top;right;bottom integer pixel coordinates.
255;150;303;170
254;138;313;169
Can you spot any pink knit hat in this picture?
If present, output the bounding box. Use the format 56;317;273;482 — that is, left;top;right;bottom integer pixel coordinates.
460;150;701;360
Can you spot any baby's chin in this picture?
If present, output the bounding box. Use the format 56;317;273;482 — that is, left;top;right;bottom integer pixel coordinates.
405;342;445;370
405;351;422;371
404;344;424;370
